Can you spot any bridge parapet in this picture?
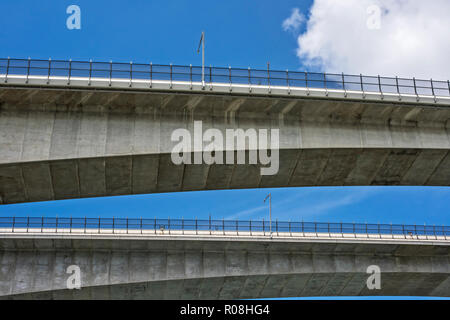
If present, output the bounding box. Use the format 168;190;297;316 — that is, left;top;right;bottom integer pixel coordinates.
1;57;450;106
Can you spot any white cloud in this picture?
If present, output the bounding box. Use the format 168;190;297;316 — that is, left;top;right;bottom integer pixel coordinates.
226;188;380;221
280;189;377;220
225;189;316;220
282;8;305;33
225;205;267;220
295;0;450;80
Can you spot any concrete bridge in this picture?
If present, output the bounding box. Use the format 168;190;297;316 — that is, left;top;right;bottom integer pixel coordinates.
2;60;450;300
0;228;449;299
1;59;450;204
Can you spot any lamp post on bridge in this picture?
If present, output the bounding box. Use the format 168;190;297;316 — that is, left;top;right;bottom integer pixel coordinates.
197;31;205;88
264;193;272;238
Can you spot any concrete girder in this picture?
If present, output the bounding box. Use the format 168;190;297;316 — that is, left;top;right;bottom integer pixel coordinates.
0;236;448;299
1;87;450;204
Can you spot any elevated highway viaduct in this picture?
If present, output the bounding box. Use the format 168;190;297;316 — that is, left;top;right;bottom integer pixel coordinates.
1;60;449;300
1;64;450;204
0;230;449;299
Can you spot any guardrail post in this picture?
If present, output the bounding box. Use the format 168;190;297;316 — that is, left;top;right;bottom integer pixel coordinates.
41;216;44;233
195;217;198;235
140;217;143;234
56;216;58;233
360;74;365;98
434;225;437;240
378;75;383;99
340;222;343;237
168;216;170;235
447;80;450;96
182;217;184;235
223;218;225;236
70;216;72;233
126;217;128;234
229;66;232;92
68;59;72;85
286;69;290;94
302;220;304;237
395;76;401;100
328;222;331;238
324;72;328;96
109;60;112;87
190;64;193;89
170;63;173;89
378;223;381;239
88;59;92;86
342;73;346;97
98;216;101;234
209;65;212;90
209;215;211;235
149;62;152;88
154;217;156;234
26;57;31;84
112;217;115;234
248;67;251;92
263;218;265;236
289;220;291;237
129;61;133;87
430;78;435;98
276;219;278;236
84;216;87;234
413;77;419;101
443;225;447;240
305;72;309;95
27;216;29;233
12;217;15;233
47;58;51;84
236;220;238;236
250;219;252;236
5;57;10;83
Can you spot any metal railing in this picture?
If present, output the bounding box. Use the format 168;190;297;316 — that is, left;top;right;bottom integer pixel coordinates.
1;57;450;97
0;216;448;239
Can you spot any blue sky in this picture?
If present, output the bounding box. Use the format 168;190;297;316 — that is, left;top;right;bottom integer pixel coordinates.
0;0;311;70
1;0;450;301
0;0;450;227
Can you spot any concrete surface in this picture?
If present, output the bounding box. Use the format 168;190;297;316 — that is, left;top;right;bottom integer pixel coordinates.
0;233;449;299
1;86;450;204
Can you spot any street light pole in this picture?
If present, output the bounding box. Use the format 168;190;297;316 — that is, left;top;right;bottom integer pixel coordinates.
197;31;205;87
264;193;272;238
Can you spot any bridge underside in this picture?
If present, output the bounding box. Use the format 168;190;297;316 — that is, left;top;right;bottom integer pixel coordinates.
1;148;450;204
5;272;450;300
0;236;449;299
1;86;450;204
